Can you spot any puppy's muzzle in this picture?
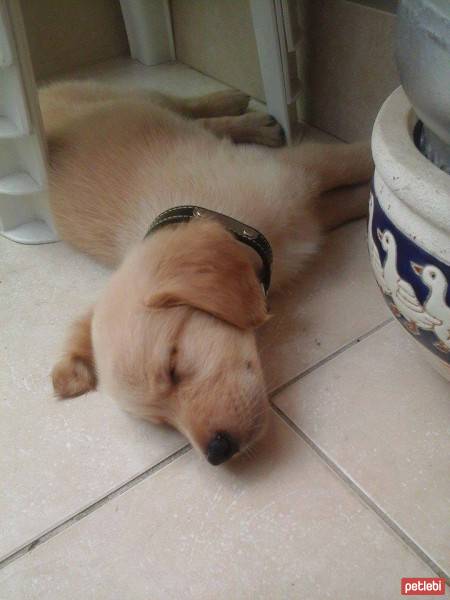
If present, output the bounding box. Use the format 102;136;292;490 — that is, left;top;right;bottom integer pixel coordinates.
207;432;238;465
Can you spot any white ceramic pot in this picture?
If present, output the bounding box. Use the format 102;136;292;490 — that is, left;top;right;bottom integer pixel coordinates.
369;86;450;381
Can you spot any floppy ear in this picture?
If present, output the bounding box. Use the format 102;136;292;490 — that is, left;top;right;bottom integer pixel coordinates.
146;222;268;330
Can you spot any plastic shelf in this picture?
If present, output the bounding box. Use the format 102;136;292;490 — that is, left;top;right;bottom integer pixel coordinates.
0;219;58;244
0;172;41;195
0;116;22;138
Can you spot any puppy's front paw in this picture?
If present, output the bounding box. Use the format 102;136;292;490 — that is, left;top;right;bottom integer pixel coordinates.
259;118;285;148
52;355;96;399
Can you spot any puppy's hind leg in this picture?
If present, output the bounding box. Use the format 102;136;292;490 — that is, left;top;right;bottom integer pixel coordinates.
314;182;370;231
52;310;96;399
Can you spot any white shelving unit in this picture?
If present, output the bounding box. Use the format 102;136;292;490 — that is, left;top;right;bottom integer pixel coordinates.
0;0;57;244
250;0;303;143
0;0;301;245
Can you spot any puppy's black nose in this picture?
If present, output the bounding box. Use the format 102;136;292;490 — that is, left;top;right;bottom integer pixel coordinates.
206;432;238;465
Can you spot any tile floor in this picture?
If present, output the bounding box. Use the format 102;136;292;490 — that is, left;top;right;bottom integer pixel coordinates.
0;59;449;600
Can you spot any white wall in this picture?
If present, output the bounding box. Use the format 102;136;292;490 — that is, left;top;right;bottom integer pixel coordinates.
20;0;129;81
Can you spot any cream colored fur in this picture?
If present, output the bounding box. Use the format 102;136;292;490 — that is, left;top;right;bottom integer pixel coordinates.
44;81;373;461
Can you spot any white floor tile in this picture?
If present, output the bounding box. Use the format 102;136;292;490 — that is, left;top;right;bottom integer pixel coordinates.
0;237;185;560
276;322;450;574
0;415;442;600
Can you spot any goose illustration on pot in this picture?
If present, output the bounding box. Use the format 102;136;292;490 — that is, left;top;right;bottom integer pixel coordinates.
368;184;450;379
376;228;441;335
411;263;450;353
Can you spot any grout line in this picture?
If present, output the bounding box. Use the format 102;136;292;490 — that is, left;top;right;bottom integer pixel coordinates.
270;317;393;400
0;444;191;571
270;406;450;584
300;120;347;143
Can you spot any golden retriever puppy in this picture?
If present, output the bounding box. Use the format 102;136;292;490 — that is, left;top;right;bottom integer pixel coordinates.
43;81;373;465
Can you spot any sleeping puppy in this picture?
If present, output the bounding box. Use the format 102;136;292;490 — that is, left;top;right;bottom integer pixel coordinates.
43;81;373;465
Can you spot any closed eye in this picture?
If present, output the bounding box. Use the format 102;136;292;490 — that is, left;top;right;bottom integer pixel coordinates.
169;364;180;385
168;346;180;385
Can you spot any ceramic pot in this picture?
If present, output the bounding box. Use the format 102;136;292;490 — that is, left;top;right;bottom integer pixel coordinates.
369;87;450;381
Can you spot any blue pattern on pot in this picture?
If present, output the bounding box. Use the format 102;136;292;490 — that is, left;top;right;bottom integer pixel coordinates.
368;187;450;363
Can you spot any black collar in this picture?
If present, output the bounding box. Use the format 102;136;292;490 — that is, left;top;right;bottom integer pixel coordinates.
145;206;273;294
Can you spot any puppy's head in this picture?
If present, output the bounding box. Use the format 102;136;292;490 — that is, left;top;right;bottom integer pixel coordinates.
92;220;270;464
